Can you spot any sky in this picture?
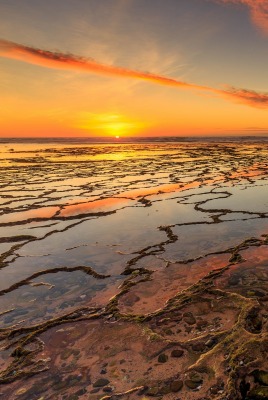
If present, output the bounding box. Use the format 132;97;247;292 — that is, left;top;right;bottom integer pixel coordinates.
0;0;268;137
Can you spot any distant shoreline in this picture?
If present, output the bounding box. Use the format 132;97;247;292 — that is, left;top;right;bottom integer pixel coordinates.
0;135;268;144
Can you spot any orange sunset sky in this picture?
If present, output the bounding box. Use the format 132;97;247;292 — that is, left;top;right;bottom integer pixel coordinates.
0;0;268;137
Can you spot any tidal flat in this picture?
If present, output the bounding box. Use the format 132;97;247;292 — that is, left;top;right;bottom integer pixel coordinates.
0;140;267;400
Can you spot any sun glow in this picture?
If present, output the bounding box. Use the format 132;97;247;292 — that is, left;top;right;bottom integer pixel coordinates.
78;112;147;137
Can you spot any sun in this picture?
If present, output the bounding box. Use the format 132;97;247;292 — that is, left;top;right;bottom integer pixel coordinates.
78;112;148;137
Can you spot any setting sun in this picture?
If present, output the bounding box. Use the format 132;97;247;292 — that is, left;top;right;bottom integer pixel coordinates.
77;112;147;137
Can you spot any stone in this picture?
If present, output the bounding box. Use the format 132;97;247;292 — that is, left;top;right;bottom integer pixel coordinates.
192;342;206;352
210;385;220;395
185;380;201;390
15;388;27;395
184;316;196;325
159;386;171;394
205;338;216;348
74;388;87;396
247;386;268;399
254;370;268;386
171;349;184;358
103;386;113;393
196;319;208;329
170;380;183;392
147;386;159;396
163;328;173;335
183;312;196;325
189;372;203;383
158;353;168;363
90;388;100;393
93;378;110;387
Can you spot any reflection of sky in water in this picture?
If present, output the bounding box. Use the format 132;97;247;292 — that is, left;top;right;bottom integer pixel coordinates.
0;142;267;347
3;199;208;286
203;184;268;213
18;200;208;252
164;219;268;261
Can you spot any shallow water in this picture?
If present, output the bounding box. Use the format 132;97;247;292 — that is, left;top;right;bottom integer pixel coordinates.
0;140;267;400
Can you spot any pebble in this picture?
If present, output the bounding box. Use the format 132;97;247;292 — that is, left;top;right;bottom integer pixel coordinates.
147;386;159;396
192;342;206;352
158;353;168;363
171;349;184;358
185;380;201;390
183;312;196;325
103;386;113;393
93;378;110;387
170;380;183;392
254;370;268;385
189;372;203;383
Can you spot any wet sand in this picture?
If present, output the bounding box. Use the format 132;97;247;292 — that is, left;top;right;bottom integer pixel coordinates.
0;141;267;400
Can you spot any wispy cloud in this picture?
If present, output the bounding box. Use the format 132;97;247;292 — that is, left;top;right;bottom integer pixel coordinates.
217;1;268;34
0;39;198;89
1;38;268;108
221;86;268;107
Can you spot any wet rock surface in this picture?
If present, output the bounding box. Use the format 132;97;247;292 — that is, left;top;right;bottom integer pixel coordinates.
0;141;267;399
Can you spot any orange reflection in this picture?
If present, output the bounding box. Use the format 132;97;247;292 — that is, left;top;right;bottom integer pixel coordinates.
0;206;59;223
60;197;132;217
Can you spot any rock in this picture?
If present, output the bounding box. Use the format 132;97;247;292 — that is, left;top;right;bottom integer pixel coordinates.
158;353;168;363
67;396;78;400
103;386;113;393
170;380;183;392
247;386;268;399
192;342;206;352
171;349;184;358
196;319;208;329
205;338;216;348
124;293;140;306
228;275;240;286
15;388;27;396
147;386;159;396
229;253;243;264
245;307;263;334
163;328;173;335
137;386;148;395
254;370;268;386
159;386;171;394
74;388;87;396
189;372;203;383
90;388;100;393
183;312;196;325
157;317;171;325
93;378;110;387
185;380;201;390
210;385;220;395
